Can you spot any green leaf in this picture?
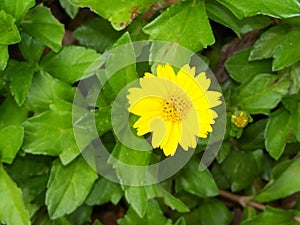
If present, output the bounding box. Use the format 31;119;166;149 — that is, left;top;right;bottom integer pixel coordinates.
40;45;100;84
143;0;214;52
73;17;121;52
249;24;300;71
164;193;190;213
85;178;123;206
211;163;231;190
125;186;148;218
0;0;35;22
5;155;50;216
198;199;232;225
127;17;148;41
98;32;138;105
239;119;267;150
59;0;79;19
177;158;218;197
251;150;265;179
2;60;35;106
19;32;45;64
0;163;30;225
231;74;291;114
183;207;203;224
225;48;272;83
0;125;24;164
0;97;28;129
23;100;92;164
216;141;232;163
5;154;51;183
271;160;294;181
37;215;71;225
110;141;152;186
148;41;193;71
69;0;155;31
282;94;300;114
145;183;189;213
21;5;64;52
216;0;300;19
265;107;299;160
206;0;269;36
20;174;48;216
289;62;300;94
26;71;75;113
5;155;50;215
118;199;172;225
23;106;73;155
66;204;92;225
0;10;21;45
283;15;300;26
174;217;186;225
241;206;257;222
241;206;297;225
284;99;298;118
272;28;300;71
59;102;98;164
46;157;98;219
221;151;258;192
0;44;9;70
94;106;112;136
249;25;290;61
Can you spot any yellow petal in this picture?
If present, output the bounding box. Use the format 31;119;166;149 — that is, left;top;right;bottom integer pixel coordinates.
195;72;211;91
177;66;209;111
196;109;214;124
179;109;198;150
134;112;160;128
161;122;181;156
177;65;197;93
150;117;166;148
139;76;169;98
144;72;155;77
133;112;161;136
206;91;222;108
193;95;210;111
159;121;172;148
127;77;170;106
129;96;162;116
180;124;197;150
127;88;147;106
211;110;218;119
134;117;151;136
196;107;217;137
178;64;196;77
156;64;176;80
198;123;213;138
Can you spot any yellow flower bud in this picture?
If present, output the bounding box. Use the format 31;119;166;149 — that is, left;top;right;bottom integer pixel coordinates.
231;111;249;128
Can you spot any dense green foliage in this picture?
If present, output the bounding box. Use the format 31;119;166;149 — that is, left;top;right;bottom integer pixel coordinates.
0;0;300;224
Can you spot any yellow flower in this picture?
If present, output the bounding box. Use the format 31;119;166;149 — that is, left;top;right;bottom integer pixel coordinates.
231;111;250;128
127;64;222;156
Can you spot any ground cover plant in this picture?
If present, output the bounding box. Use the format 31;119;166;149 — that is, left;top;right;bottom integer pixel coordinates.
0;0;300;224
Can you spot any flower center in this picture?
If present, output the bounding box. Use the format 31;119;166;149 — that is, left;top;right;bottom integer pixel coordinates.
161;94;192;122
231;112;248;128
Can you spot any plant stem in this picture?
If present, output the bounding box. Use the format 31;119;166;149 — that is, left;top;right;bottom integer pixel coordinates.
219;189;266;209
219;189;300;222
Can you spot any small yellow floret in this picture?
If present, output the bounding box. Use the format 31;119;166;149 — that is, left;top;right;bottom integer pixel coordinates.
231;112;248;128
